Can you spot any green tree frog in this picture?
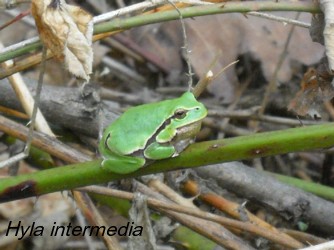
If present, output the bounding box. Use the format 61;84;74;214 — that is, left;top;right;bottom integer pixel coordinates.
99;92;207;174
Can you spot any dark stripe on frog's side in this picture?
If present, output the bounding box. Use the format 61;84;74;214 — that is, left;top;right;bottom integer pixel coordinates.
129;109;189;158
105;133;111;150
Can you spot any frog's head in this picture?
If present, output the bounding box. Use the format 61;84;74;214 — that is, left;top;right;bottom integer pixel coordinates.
156;92;207;143
173;91;207;126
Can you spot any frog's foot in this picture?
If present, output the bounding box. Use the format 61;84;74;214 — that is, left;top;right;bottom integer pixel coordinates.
144;142;175;160
101;155;145;174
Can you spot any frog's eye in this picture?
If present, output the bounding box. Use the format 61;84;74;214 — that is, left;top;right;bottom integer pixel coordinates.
174;109;187;119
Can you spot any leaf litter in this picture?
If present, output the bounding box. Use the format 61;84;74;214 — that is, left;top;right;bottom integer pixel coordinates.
130;12;324;104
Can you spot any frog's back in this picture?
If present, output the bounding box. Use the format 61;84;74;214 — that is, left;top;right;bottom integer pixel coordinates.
106;99;176;155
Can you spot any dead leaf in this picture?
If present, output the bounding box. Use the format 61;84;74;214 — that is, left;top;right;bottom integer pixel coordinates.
130;12;324;103
31;0;93;81
288;58;334;117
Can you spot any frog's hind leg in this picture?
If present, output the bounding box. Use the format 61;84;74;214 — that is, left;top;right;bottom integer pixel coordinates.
144;142;175;160
101;153;145;174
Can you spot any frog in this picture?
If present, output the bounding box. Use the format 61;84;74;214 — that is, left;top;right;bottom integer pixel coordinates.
99;91;207;174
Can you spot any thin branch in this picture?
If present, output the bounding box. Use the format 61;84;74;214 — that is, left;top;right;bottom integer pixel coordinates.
0;114;91;164
247;11;310;28
0;106;28;119
0;44;53;135
135;182;253;249
0;1;320;64
0;0;210;55
167;0;194;89
211;60;239;81
208;109;320;126
192;70;213;98
257;12;301;123
182;179;306;246
79;185;303;249
0;43;54;168
73;191;122;249
280;229;327;246
195;163;334;235
23;46;49;155
1;9;32;30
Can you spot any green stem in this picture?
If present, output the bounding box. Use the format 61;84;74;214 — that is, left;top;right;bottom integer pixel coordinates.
273;173;334;201
0;1;319;64
0;41;40;65
95;1;319;34
1;122;334;203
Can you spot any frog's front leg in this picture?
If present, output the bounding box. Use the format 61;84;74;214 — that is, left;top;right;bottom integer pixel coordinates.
101;152;145;174
144;141;176;160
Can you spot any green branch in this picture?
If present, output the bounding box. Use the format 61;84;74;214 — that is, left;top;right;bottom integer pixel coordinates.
273;173;334;201
0;1;319;64
1;122;334;203
95;1;319;34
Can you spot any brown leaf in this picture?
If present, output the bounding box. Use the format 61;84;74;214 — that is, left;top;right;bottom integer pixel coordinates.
186;13;324;103
31;0;93;81
288;59;334;117
130;13;324;104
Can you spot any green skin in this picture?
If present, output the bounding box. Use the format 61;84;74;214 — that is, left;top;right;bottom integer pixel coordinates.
99;92;208;174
